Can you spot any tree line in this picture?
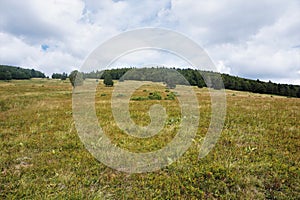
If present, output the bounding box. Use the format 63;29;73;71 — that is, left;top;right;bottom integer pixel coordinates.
52;72;68;80
0;65;45;80
81;67;300;98
1;64;299;98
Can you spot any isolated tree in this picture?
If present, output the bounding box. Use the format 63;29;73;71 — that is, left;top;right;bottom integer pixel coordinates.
69;70;83;87
103;73;114;87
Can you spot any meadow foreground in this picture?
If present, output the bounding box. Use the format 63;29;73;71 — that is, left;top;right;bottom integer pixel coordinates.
0;79;299;199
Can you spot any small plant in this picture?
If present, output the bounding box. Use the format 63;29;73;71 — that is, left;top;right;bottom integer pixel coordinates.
165;92;176;100
165;117;181;125
148;91;162;100
130;96;148;101
116;93;125;97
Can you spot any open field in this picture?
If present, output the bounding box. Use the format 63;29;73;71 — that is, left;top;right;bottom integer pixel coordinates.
0;78;299;199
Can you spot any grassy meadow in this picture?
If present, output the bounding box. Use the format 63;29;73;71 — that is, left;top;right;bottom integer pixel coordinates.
0;78;299;199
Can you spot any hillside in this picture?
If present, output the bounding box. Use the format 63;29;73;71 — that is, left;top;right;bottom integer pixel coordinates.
0;79;299;199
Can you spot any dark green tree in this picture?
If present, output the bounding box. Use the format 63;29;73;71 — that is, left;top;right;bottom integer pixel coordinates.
52;73;62;79
0;71;12;80
0;65;45;80
81;67;300;98
103;73;114;87
61;72;68;80
297;88;300;98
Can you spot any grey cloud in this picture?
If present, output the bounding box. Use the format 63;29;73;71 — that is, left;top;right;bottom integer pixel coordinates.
172;0;292;45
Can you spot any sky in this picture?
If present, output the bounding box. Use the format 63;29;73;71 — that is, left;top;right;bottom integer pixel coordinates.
0;0;299;84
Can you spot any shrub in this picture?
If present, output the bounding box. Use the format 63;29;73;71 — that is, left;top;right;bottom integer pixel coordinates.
148;92;162;100
116;93;125;97
130;96;148;101
104;73;114;87
165;92;176;100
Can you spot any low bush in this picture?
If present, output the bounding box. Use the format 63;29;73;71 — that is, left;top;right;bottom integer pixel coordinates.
148;92;162;100
165;92;176;100
130;96;149;101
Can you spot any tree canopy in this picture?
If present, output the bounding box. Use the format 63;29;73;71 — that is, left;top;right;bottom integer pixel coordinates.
52;72;68;80
1;64;299;98
82;67;300;98
103;73;114;87
0;65;45;80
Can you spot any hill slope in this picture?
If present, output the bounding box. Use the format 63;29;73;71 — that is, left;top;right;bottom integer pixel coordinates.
0;79;299;199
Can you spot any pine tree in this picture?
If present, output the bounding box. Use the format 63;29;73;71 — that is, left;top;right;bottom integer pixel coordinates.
103;73;114;87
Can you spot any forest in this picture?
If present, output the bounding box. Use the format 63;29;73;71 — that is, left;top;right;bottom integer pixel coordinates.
0;65;45;80
82;67;300;98
1;65;299;98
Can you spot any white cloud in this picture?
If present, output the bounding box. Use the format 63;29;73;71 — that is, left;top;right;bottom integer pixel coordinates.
215;60;231;74
0;32;81;75
170;0;289;44
110;49;190;69
168;0;300;84
0;0;299;84
205;1;300;84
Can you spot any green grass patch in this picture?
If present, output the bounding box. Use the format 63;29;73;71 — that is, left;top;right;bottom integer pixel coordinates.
0;79;299;199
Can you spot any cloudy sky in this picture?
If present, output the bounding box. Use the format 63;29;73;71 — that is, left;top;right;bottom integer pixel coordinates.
0;0;299;84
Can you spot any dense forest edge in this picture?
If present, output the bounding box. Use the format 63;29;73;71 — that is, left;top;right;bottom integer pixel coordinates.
1;65;299;98
0;65;45;80
82;68;300;98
